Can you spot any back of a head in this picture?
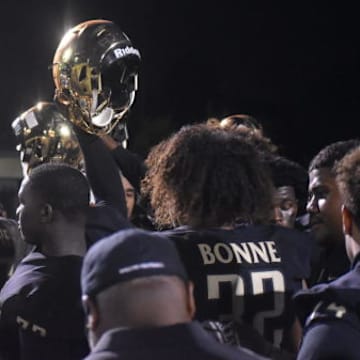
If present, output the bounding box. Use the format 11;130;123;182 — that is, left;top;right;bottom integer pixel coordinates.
143;123;274;228
336;147;360;229
309;139;360;173
82;228;191;330
28;163;90;220
97;275;190;329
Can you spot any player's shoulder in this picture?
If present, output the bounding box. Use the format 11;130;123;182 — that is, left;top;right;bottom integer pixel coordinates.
298;306;360;360
305;300;360;328
295;267;360;326
0;252;81;304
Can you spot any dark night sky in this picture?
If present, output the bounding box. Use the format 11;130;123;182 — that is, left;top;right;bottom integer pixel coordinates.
0;1;359;168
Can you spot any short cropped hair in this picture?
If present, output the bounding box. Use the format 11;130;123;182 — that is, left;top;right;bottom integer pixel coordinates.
28;163;90;219
143;123;274;228
336;146;360;229
309;139;360;174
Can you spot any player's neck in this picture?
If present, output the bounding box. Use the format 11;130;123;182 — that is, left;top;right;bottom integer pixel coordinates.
41;225;86;257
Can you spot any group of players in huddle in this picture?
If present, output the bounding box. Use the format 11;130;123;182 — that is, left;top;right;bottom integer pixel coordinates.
0;19;359;360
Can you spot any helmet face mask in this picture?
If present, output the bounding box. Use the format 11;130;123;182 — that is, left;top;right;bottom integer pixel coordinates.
12;102;84;175
53;20;141;135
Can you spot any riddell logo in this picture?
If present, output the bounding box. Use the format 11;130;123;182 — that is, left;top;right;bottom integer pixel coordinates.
114;46;140;59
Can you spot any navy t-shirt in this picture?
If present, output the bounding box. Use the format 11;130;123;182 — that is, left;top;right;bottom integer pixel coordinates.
0;252;89;360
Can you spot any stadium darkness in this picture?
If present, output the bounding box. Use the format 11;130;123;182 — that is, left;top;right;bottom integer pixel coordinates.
0;1;359;167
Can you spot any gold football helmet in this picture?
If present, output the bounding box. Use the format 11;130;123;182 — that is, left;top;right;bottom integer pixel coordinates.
52;19;141;135
12;102;83;175
219;114;262;132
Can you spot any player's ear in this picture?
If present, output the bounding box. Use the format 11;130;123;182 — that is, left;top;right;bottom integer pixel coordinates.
40;203;53;223
82;295;99;330
186;281;196;320
342;205;353;236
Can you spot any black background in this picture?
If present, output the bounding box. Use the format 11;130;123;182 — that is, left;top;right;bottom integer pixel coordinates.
0;1;359;167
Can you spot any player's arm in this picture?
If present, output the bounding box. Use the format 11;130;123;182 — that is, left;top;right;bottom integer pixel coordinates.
101;133;146;194
73;127;127;218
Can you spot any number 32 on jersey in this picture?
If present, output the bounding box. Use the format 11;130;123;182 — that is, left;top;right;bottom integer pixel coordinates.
207;270;286;347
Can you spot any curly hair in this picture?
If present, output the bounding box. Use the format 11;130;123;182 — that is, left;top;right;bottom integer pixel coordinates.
336;146;360;229
142;124;274;229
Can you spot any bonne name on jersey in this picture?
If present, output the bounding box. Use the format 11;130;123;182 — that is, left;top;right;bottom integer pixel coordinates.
163;224;311;346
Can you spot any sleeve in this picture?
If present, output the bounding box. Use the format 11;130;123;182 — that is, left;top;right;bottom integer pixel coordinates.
86;205;133;247
17;282;89;360
74;127;127;218
298;301;360;360
298;321;359;360
111;145;147;193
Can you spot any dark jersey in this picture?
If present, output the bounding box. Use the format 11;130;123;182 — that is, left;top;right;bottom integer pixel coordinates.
0;252;89;360
86;203;132;248
294;253;360;359
74;124;133;248
111;145;146;194
307;241;350;286
163;224;311;349
84;321;267;360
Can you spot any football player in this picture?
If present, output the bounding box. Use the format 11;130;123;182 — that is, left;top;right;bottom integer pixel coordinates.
143;124;311;358
306;139;360;285
295;144;360;359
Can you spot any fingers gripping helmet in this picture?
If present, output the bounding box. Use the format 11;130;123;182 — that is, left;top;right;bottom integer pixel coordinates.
52;19;141;135
11;102;84;175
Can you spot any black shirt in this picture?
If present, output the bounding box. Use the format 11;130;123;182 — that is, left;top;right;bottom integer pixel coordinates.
0;251;89;360
84;321;267;360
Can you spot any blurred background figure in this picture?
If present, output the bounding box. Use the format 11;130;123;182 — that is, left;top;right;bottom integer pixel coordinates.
266;155;308;229
101;132;154;229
